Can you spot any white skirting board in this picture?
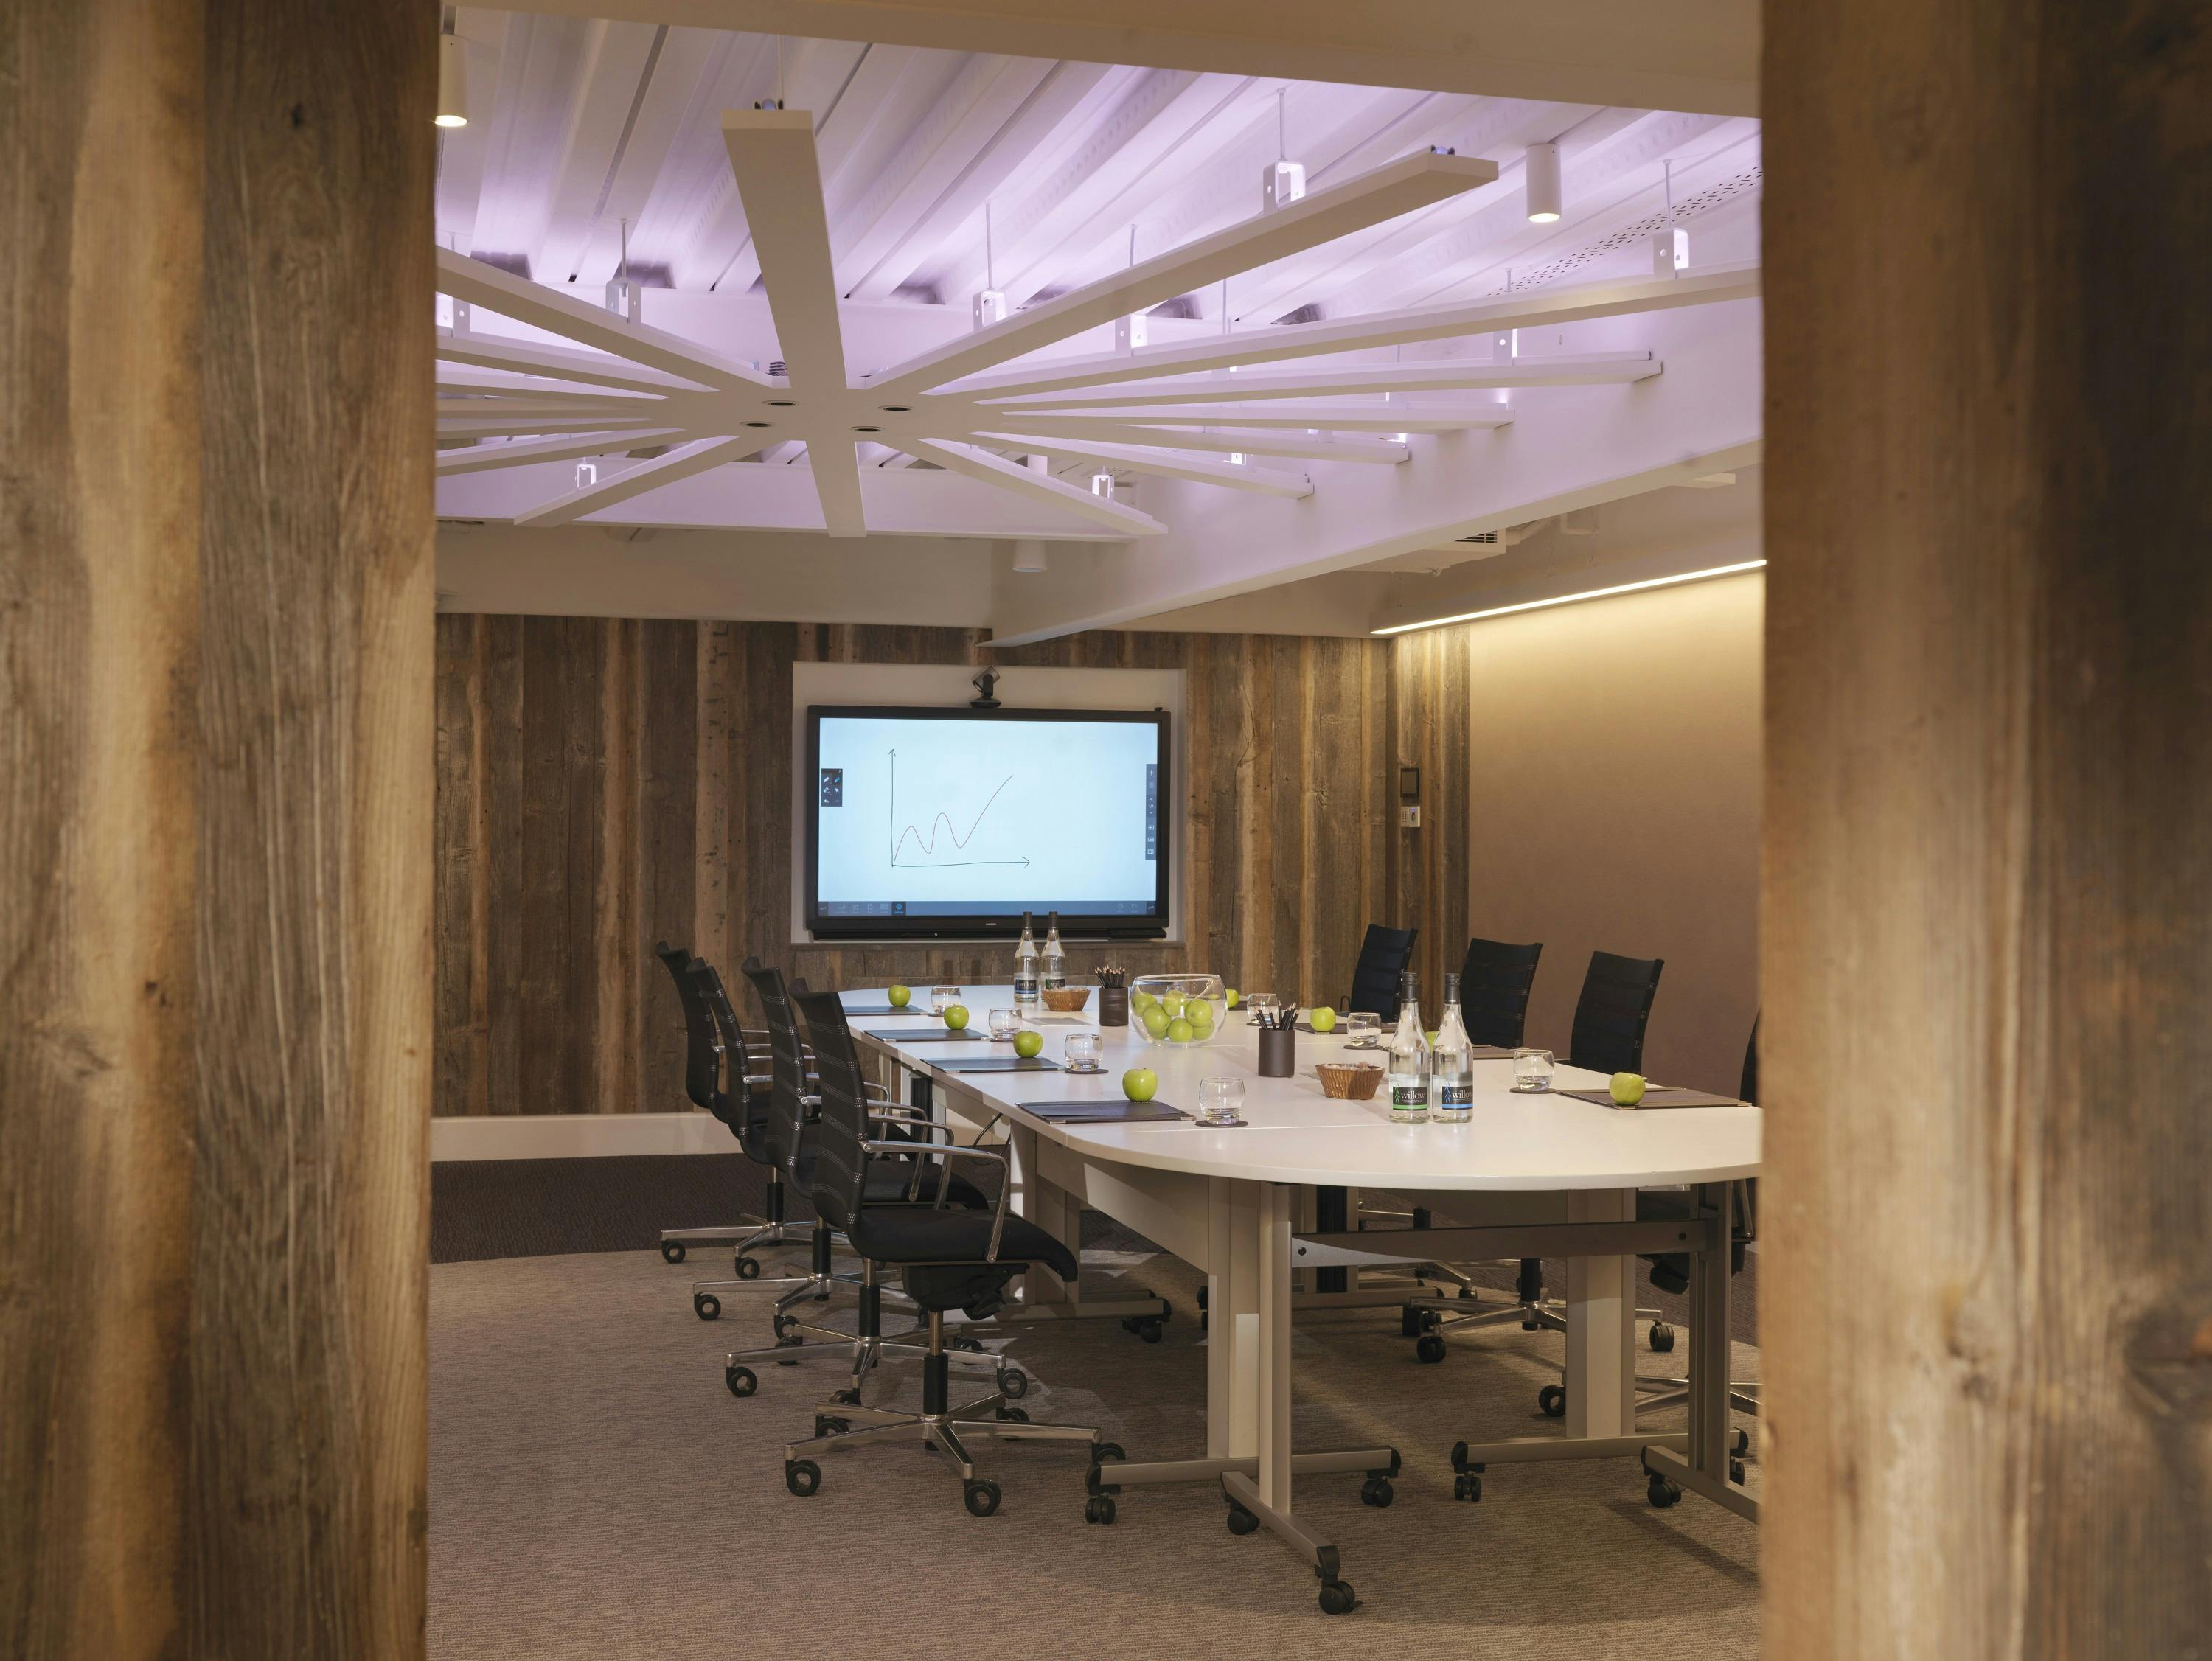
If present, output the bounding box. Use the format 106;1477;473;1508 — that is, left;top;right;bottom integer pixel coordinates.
431;1112;732;1163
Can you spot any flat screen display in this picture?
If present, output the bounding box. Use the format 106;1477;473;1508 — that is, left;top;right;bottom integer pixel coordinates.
804;705;1169;939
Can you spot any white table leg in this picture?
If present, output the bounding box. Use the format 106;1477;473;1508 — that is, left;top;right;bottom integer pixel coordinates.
1208;1177;1261;1460
1564;1187;1636;1438
1256;1182;1294;1511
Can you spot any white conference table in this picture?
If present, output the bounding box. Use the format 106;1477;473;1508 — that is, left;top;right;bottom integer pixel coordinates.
842;986;1760;1610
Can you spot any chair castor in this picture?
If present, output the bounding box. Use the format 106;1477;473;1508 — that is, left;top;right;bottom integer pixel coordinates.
1537;1384;1567;1418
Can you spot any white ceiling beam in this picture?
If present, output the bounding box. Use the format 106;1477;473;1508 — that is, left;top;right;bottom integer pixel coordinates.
866;148;1498;398
842;60;1116;302
434;414;672;439
437;246;770;390
721;108;865;534
971;352;1658;409
996;402;1513;432
435;394;658;418
436;428;690;475
971;432;1313;498
515;433;764;527
939;263;1761;399
901;439;1168;536
437;327;706;394
435;364;666;403
983;420;1411;463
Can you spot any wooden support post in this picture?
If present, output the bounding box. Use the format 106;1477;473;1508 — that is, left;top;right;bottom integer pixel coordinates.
1;3;435;1657
1763;2;2212;1654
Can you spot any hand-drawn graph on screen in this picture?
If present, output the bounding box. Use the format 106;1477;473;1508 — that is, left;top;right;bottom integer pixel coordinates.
888;752;1029;869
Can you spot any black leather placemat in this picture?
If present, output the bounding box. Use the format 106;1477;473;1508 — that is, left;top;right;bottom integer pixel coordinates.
842;1003;908;1017
863;1027;984;1042
932;1055;1062;1073
1559;1087;1742;1110
1018;1099;1189;1123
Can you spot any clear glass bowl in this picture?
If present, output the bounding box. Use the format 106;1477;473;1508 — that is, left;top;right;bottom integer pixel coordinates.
1127;973;1228;1049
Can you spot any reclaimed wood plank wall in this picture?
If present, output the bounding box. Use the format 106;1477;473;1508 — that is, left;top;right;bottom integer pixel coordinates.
432;616;1454;1116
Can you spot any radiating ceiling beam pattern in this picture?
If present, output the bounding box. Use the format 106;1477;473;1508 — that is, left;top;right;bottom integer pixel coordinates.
435;428;689;474
902;438;1169;535
975;422;1411;463
990;402;1514;432
515;433;766;526
963;352;1658;411
970;432;1314;497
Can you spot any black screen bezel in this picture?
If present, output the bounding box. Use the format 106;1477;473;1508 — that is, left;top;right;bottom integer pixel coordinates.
803;703;1172;941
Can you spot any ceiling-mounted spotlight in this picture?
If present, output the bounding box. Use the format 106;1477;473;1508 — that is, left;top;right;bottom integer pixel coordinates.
1010;541;1048;575
1115;226;1147;352
974;201;1007;330
1262;90;1306;211
1090;470;1116;501
435;28;469;128
1524;142;1561;223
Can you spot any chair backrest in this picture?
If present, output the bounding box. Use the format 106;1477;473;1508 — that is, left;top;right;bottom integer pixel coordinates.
739;956;812;1174
1566;950;1665;1075
1740;1016;1760;1104
1456;936;1543;1048
1347;924;1419;1021
789;983;874;1238
691;959;772;1156
653;942;723;1115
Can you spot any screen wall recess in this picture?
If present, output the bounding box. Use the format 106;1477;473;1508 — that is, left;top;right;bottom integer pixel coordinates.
804;705;1170;940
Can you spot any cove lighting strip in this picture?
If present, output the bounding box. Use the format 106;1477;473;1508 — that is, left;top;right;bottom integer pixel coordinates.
1370;559;1767;636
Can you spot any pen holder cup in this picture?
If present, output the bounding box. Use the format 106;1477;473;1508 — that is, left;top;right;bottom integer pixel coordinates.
1257;1026;1295;1079
1097;989;1129;1028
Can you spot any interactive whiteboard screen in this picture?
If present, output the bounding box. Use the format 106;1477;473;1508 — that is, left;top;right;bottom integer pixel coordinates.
805;706;1169;939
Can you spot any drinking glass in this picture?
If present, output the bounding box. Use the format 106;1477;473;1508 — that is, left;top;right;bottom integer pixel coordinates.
987;1007;1021;1042
929;985;960;1014
1512;1048;1556;1093
1197;1077;1246;1126
1245;992;1280;1027
1344;1011;1382;1049
1063;1032;1102;1071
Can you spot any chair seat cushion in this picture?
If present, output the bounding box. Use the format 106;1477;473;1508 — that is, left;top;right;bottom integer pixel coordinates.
850;1206;1081;1284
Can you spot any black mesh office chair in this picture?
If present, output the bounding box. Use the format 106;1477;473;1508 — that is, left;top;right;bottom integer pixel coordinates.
1343;924;1419;1021
720;960;995;1393
1457;935;1544;1048
771;983;1108;1519
653;943;810;1275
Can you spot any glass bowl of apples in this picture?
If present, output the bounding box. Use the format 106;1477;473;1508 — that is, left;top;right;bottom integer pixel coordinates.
1126;974;1228;1048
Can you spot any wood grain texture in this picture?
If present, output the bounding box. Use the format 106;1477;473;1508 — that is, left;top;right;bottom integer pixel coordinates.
1;1;202;1653
190;1;434;1654
433;620;1419;1112
1388;624;1471;1007
1763;1;2212;1654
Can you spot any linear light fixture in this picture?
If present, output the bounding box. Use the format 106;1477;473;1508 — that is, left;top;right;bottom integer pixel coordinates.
1370;559;1767;636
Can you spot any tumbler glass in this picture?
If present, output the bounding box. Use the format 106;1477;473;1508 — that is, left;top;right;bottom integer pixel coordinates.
1512;1048;1556;1093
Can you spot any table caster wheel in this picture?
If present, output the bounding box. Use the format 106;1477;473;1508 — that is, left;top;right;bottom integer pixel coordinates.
830;1387;860;1406
1646;1474;1683;1508
1399;1303;1425;1338
726;1365;757;1399
951;1334;985;1353
1648;1320;1675;1353
1454;1472;1483;1502
1416;1334;1447;1365
1730;1457;1747;1485
785;1458;821;1497
1093;1441;1125;1463
1318;1580;1357;1616
962;1479;1001;1517
814;1415;849;1438
995;1367;1029;1400
1732;1427;1751;1458
1225;1504;1259;1536
1122;1316;1164;1343
1537;1384;1567;1418
735;1256;762;1281
996;1405;1029;1424
1084;1494;1117;1525
693;1291;721;1322
1359;1477;1394;1508
661;1240;686;1264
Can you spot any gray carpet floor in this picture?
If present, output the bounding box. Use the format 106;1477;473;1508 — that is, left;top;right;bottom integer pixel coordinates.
431;1242;1761;1659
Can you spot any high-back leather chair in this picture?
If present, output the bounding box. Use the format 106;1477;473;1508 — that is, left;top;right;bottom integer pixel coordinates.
1455;936;1544;1048
1567;950;1666;1075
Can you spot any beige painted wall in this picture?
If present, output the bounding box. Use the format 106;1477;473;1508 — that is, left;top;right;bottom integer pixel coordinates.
1458;569;1762;1095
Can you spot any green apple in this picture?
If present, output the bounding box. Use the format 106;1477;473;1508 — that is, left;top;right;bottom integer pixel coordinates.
1610;1071;1647;1107
1158;993;1185;1018
1224;988;1239;1008
1012;1029;1043;1059
1121;1068;1159;1102
1308;1006;1338;1034
1141;1005;1171;1039
886;984;911;1009
943;1004;970;1031
1166;1017;1196;1043
1186;1001;1216;1033
1130;989;1157;1013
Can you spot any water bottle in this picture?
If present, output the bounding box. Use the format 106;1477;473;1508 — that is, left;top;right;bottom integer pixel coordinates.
1386;971;1429;1124
1431;972;1473;1125
1013;911;1040;1008
1041;910;1067;992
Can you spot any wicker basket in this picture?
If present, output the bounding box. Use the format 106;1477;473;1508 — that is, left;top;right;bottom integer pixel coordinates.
1040;986;1091;1013
1314;1062;1385;1101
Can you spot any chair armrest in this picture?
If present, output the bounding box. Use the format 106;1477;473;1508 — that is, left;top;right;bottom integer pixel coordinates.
868;1113;953;1197
865;1140;1012;1261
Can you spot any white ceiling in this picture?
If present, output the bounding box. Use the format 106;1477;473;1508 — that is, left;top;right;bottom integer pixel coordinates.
434;10;1764;640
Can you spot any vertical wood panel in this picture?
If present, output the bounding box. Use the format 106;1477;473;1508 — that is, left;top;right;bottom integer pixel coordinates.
480;616;526;1118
